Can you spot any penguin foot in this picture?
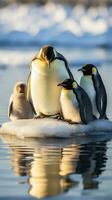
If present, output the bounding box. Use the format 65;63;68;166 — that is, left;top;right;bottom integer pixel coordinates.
99;115;109;120
34;114;46;119
50;114;62;120
57;116;64;121
34;116;40;119
66;120;80;125
92;115;97;121
105;116;109;120
34;114;63;120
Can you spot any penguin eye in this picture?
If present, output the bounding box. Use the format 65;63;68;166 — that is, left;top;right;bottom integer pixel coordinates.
72;82;77;89
92;67;97;75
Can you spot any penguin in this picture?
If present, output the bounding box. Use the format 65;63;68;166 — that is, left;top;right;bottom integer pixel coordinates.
58;79;95;124
27;45;74;119
8;82;34;121
78;64;108;119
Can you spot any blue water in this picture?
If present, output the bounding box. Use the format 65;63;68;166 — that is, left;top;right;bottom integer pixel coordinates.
0;46;112;200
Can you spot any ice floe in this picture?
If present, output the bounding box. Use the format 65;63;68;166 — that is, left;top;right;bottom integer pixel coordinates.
0;118;112;139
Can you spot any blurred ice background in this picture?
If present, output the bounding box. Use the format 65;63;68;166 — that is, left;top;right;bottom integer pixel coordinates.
0;0;111;47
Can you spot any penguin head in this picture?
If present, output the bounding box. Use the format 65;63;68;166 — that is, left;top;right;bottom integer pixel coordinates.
14;82;26;95
78;64;97;76
38;45;56;67
58;79;78;90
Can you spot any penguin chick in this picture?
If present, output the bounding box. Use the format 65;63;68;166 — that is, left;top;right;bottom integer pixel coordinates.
8;82;34;121
78;64;108;119
27;45;74;119
58;79;95;124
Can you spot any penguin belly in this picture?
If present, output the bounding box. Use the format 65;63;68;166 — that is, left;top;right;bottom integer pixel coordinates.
60;90;81;123
80;76;99;117
31;59;69;115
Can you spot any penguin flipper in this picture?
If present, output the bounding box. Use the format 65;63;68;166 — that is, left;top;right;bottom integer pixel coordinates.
79;105;87;124
92;73;107;119
74;88;95;124
81;103;92;124
29;102;36;115
8;101;13;117
73;89;88;124
96;92;107;119
27;72;31;102
55;52;74;80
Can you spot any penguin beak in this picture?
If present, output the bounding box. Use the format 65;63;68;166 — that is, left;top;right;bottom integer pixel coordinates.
78;68;85;72
48;61;50;69
46;60;51;68
57;82;66;87
57;83;62;87
78;68;83;72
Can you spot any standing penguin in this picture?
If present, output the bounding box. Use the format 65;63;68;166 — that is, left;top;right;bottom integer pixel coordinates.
78;64;108;119
8;82;34;121
27;45;74;118
58;79;95;124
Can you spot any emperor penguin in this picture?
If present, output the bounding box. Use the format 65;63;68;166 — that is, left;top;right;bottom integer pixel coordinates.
78;64;108;119
8;82;34;121
27;45;74;118
58;79;95;124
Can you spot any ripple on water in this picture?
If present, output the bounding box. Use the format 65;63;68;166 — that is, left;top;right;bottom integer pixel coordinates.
0;134;112;199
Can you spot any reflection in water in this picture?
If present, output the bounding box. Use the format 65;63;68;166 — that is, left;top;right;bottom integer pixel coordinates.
29;147;77;198
76;142;107;190
11;147;33;176
0;135;108;199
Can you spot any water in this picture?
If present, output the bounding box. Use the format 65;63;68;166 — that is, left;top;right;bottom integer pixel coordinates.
0;135;112;200
0;46;112;200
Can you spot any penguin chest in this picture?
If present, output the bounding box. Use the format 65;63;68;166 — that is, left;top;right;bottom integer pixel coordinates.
60;90;81;123
31;60;69;115
80;76;98;117
11;96;33;120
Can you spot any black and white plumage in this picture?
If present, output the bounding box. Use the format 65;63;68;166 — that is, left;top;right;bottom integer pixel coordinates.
27;45;73;118
58;79;95;124
78;64;108;119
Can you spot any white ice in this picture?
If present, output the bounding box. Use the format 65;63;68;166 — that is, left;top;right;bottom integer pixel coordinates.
0;118;112;139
